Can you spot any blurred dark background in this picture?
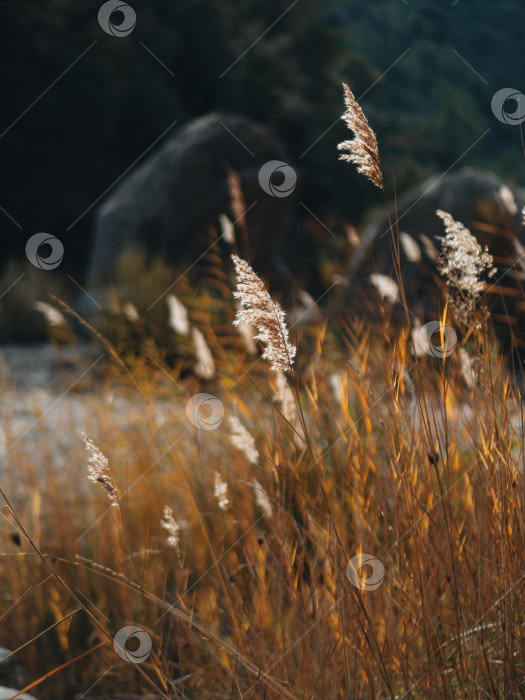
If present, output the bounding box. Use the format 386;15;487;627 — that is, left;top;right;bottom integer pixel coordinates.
0;0;524;315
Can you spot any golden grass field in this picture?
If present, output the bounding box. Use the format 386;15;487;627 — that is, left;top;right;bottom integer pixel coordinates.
1;280;525;699
2;84;525;699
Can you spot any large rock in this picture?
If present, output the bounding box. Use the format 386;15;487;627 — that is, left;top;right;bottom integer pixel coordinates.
87;113;297;291
346;167;525;355
0;647;37;699
0;689;37;700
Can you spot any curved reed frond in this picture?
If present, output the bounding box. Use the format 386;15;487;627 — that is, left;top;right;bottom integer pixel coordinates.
231;254;296;373
338;82;384;190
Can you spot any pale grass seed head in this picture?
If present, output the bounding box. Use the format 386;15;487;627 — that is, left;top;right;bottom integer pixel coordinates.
232;254;296;373
235;300;258;354
329;371;346;409
251;478;273;519
123;301;139;322
411;318;431;358
192;327;215;379
459;347;477;388
369;274;399;303
338;82;384;190
82;433;118;507
161;505;181;553
214;471;229;510
273;371;305;446
420;233;439;262
33;301;66;328
497;184;518;216
275;371;296;423
218;213;236;245
436;209;496;320
229;415;259;465
400;233;422;263
167;294;190;336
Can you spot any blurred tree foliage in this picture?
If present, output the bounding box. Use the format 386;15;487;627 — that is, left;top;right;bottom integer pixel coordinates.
0;0;374;278
0;0;524;285
334;0;525;190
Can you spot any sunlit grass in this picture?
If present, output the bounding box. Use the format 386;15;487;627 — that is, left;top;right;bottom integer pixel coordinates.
1;293;524;698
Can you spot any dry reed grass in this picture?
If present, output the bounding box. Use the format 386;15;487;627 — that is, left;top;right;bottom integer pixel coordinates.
2;277;524;699
1;86;525;700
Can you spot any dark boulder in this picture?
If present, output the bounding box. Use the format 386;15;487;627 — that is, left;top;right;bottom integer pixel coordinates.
0;647;36;699
346;167;525;355
87;113;298;292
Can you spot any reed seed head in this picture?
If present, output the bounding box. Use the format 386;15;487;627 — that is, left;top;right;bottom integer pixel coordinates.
338;82;384;190
232;254;296;373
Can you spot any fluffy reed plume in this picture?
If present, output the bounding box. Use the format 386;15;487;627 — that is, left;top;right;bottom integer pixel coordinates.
275;371;296;423
273;371;305;445
167;294;190;336
436;210;496;319
251;478;273;519
329;371;346;409
346;224;360;246
229;415;259;465
232;254;296;373
338;82;384;190
237;323;257;355
400;233;422;263
459;347;476;388
218;214;236;245
234;301;257;354
123;301;139;322
411;319;431;358
497;184;518;216
161;505;181;557
369;274;399;303
33;301;66;328
82;433;118;507
192;327;215;379
214;471;229;510
420;233;439;262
